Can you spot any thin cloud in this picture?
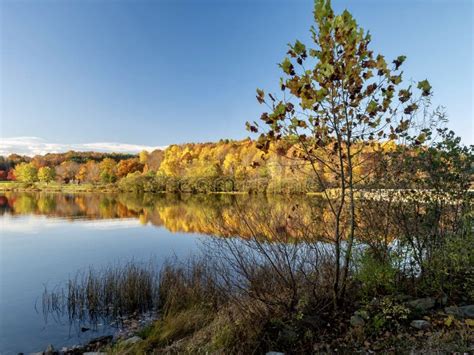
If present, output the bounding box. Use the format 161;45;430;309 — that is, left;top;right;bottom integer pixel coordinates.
0;215;144;233
0;137;166;156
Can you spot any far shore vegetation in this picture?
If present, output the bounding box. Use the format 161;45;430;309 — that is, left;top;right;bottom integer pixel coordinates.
1;137;472;194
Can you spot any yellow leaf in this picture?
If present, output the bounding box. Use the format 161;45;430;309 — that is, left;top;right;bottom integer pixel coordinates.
466;319;474;327
444;315;454;327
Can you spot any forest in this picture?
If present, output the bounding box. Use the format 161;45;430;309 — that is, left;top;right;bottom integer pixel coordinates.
2;136;469;194
0;139;343;193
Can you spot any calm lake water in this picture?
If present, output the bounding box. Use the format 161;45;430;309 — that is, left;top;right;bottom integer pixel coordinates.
0;192;316;354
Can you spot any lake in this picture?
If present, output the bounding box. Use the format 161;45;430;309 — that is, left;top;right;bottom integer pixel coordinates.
0;192;319;354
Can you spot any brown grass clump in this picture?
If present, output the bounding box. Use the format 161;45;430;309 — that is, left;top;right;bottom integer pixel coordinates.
42;260;159;326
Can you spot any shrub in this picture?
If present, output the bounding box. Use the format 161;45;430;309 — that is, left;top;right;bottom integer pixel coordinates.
421;230;474;303
360;296;411;336
355;249;399;298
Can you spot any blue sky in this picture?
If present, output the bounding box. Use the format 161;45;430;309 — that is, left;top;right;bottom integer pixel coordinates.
0;0;472;155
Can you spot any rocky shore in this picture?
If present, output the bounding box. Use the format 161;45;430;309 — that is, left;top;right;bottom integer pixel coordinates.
21;301;474;354
25;313;158;355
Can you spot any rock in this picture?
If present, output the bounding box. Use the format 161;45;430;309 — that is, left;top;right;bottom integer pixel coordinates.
445;306;464;318
122;336;143;345
407;297;435;312
394;294;412;302
266;352;285;355
410;320;431;330
87;335;113;349
354;309;369;320
350;314;365;327
459;305;474;318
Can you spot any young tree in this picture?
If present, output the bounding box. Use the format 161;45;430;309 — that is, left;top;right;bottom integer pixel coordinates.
14;162;38;183
38;166;56;183
248;0;439;304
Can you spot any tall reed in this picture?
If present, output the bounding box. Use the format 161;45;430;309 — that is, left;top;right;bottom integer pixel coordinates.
42;260;159;326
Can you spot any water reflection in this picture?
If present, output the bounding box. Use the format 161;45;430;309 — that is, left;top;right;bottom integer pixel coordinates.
0;192;328;240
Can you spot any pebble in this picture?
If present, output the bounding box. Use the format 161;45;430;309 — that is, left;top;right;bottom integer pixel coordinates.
459;305;474;318
410;319;431;330
122;335;143;345
445;306;464;318
407;297;435;312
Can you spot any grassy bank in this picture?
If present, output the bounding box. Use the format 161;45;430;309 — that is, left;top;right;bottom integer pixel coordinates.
0;181;253;195
0;181;119;193
43;229;474;353
96;256;473;353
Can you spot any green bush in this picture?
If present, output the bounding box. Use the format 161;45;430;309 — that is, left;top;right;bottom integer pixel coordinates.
118;172;166;193
355;249;399;298
422;230;474;303
360;296;411;336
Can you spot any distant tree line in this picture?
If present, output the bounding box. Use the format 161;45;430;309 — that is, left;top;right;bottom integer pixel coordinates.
1;138;471;193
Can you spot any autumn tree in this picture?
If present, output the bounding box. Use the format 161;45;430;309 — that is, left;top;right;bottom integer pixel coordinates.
139;150;149;164
31;155;48;169
7;169;15;181
117;158;143;178
99;158;117;183
7;154;28;166
55;161;80;183
146;150;164;171
14;162;38;183
38;166;56;183
248;0;440;304
76;160;101;183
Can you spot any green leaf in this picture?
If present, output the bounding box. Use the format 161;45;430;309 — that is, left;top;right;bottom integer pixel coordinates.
367;100;378;114
398;88;411;103
319;62;334;77
404;103;418;115
362;70;373;80
280;58;294;75
293;40;306;55
415;133;427;145
376;54;387;71
256;88;265;104
417;79;432;96
390;75;402;85
393;55;406;70
245;121;258;133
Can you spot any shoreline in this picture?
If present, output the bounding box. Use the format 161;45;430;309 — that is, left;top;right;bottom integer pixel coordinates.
29;312;158;355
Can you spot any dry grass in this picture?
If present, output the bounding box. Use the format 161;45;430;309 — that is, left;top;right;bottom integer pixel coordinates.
42;260;159;327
